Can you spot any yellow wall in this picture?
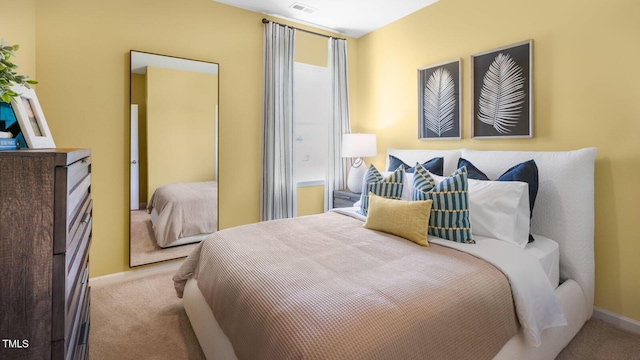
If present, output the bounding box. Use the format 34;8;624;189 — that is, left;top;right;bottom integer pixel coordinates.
26;0;357;279
0;0;36;81
297;185;325;216
146;66;217;199
354;0;639;322
295;31;328;67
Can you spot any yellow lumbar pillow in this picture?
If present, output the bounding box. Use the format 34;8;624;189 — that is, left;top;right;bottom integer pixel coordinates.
363;192;433;246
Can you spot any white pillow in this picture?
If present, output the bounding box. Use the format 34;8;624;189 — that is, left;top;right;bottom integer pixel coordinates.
467;179;530;248
430;172;530;247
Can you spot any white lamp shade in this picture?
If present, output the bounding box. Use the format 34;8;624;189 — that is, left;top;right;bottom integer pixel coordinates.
342;133;377;158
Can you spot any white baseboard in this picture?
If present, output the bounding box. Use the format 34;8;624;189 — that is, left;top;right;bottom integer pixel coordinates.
89;260;184;289
593;307;640;335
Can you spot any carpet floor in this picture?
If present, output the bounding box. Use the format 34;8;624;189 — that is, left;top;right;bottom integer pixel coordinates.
89;270;640;360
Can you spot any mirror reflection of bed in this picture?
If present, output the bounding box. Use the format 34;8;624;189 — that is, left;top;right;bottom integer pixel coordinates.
129;50;219;267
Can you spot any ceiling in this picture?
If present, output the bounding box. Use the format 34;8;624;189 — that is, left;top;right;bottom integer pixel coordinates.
214;0;439;38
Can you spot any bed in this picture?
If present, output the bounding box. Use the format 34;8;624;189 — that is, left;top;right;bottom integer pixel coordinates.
147;181;217;248
174;147;597;359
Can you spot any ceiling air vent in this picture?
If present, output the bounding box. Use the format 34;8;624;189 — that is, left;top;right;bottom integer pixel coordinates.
289;2;317;14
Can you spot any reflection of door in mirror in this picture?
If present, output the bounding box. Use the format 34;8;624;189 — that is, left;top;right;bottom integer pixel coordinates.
129;51;219;267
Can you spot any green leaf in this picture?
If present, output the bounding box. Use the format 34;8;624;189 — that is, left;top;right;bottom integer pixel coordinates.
0;40;36;102
1;60;16;69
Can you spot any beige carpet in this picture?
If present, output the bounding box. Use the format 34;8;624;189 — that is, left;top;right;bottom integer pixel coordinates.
89;270;205;360
90;270;640;360
129;209;200;267
556;319;640;359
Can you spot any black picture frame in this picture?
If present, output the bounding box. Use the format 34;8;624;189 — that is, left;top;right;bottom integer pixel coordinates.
418;58;462;140
471;40;533;139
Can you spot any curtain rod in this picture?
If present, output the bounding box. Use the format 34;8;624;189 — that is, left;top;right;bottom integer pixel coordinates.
261;18;346;41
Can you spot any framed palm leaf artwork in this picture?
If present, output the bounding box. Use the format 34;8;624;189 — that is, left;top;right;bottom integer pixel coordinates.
471;40;533;138
418;58;462;140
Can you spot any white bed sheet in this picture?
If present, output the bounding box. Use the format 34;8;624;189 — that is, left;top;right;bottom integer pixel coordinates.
525;234;560;289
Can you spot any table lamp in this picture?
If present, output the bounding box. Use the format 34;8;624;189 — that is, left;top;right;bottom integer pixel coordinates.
342;133;377;193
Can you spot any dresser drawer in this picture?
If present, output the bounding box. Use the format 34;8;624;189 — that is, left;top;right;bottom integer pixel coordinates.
67;284;90;360
67;197;92;266
66;218;91;305
52;232;90;344
75;286;90;360
54;155;91;255
66;156;91;196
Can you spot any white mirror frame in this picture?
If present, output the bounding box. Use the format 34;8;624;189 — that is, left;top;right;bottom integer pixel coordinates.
9;85;56;149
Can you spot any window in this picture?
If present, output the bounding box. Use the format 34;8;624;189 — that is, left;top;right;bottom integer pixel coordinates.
293;62;331;186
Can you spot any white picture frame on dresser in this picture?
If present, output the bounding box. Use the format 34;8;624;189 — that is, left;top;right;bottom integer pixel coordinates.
10;84;56;148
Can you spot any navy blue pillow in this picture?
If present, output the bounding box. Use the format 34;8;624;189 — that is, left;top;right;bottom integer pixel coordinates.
388;155;444;176
458;158;538;243
457;158;490;180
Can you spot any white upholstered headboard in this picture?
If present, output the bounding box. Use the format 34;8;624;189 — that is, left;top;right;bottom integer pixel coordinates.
385;147;597;311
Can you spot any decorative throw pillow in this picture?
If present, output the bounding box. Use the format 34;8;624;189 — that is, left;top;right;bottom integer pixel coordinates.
388;155;444;176
379;171;414;201
363;193;433;246
458;158;538;242
411;161;437;199
358;165;404;216
412;164;474;244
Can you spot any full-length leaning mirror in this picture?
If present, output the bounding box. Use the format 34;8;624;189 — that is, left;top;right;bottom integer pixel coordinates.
129;50;219;267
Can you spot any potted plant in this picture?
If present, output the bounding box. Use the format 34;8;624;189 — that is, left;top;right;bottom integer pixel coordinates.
0;39;36;148
0;39;37;103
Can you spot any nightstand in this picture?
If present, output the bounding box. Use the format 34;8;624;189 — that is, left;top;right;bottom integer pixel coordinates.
333;189;360;208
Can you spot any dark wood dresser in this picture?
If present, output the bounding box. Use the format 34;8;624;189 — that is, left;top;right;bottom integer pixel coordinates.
0;149;92;360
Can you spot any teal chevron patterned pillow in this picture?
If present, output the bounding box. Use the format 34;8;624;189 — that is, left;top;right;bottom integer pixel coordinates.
358;165;404;216
412;165;474;244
